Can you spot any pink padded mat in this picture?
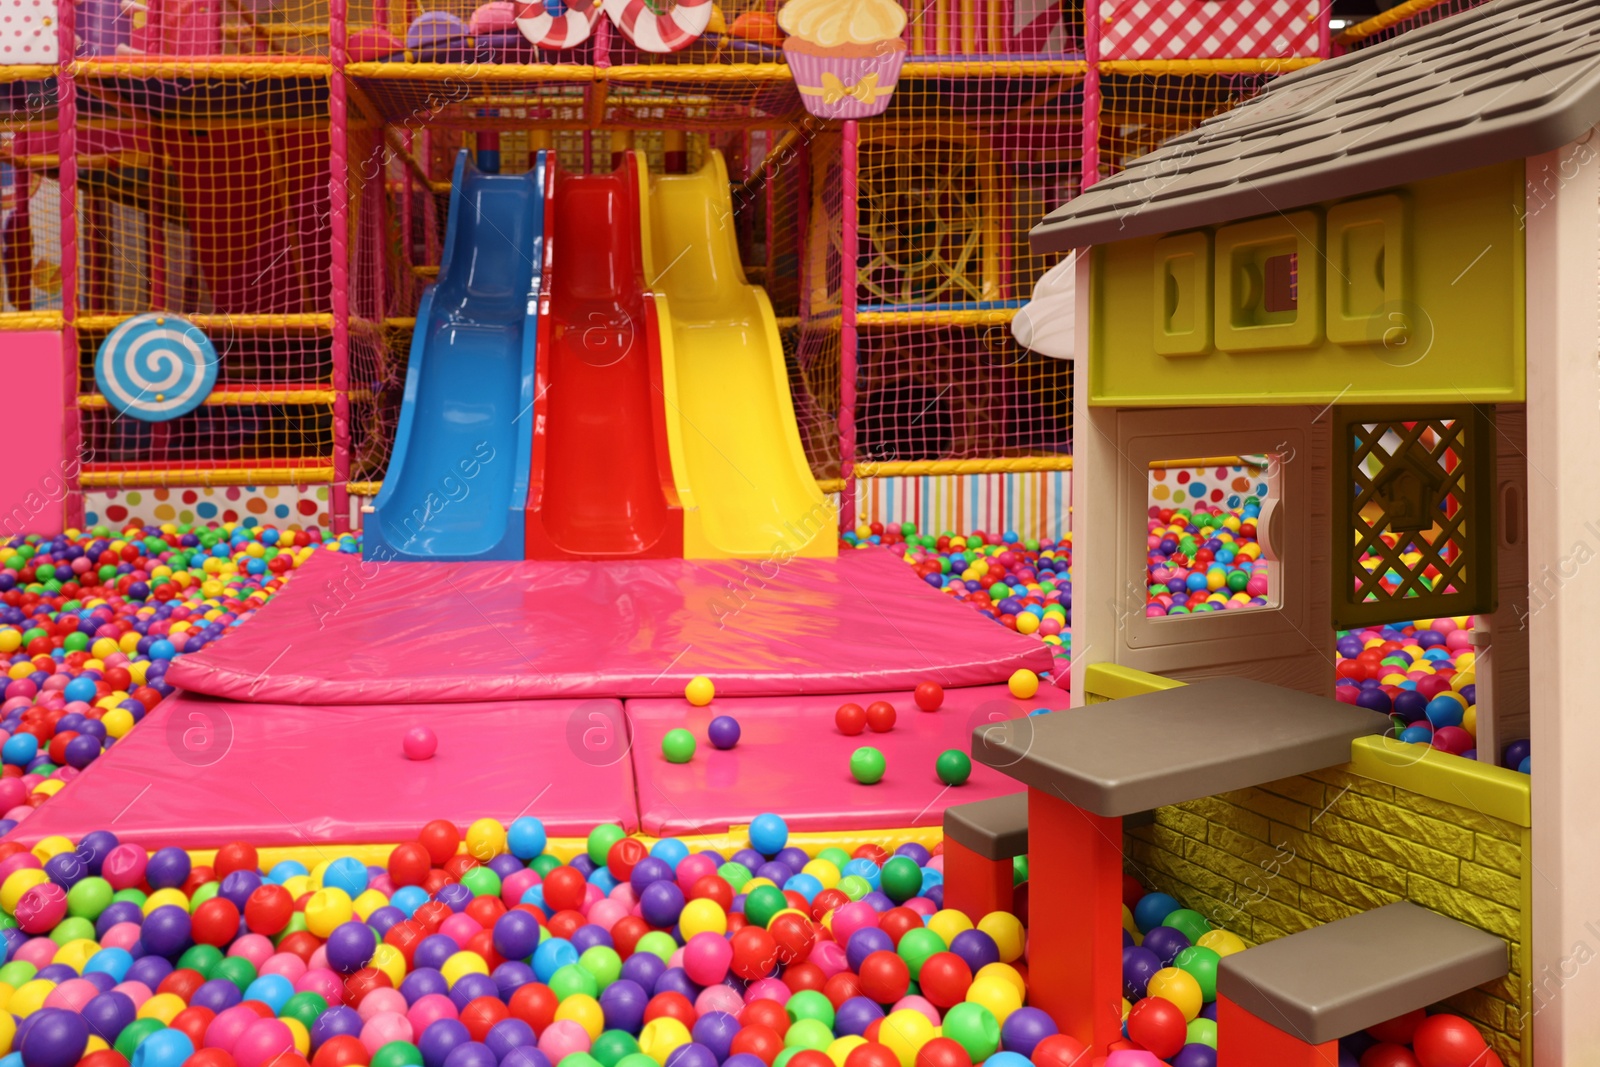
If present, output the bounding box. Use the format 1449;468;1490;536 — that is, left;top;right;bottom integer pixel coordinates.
626;683;1073;836
167;551;1053;704
9;694;639;848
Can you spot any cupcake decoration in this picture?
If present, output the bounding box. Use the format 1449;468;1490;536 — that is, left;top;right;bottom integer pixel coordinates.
779;0;907;119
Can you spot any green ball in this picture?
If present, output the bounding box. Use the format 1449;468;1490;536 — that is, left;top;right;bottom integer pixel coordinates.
896;927;946;979
372;1041;426;1067
588;824;628;867
717;862;753;891
1012;855;1029;886
772;1051;802;1067
531;854;563;878
66;877;112;919
935;749;972;786
112;888;148;907
1174;945;1221;1002
615;1055;660;1067
783;1018;834;1051
275;912;309;943
550;962;600;1000
662;729;697;764
591;1031;642;1067
579;945;623;988
744;885;788;929
1162;908;1211;943
941;1002;1000;1061
634;931;677;964
785;989;835;1028
836;875;872;901
214;955;258;993
558;1054;603;1067
880;856;922;903
62;632;88;652
279;991;330;1028
179;944;224;978
460;867;502;899
190;881;220;908
1186;1017;1218;1048
115;1018;165;1060
816;848;851;870
850;746;886;785
50;917;96;946
0;961;35;988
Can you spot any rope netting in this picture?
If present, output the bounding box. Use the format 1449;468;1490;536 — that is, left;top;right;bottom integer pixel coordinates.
76;0;331;57
0;78;62;316
1094;70;1271;183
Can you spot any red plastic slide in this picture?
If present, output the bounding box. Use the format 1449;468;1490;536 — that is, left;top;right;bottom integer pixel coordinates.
525;154;683;558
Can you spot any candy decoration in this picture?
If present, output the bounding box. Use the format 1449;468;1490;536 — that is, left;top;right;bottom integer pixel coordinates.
605;0;711;53
514;0;602;49
94;313;219;422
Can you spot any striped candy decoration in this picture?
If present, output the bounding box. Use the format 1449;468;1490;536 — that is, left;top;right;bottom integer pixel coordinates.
94;313;219;422
606;0;711;53
854;470;1072;543
515;0;602;49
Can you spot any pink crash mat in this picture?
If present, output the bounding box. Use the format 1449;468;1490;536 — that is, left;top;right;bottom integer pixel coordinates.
167;551;1054;704
626;682;1073;836
8;694;640;849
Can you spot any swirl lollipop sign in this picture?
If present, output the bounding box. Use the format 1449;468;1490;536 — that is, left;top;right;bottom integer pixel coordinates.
95;313;220;422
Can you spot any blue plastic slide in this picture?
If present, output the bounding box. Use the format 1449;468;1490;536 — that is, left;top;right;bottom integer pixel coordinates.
367;150;546;561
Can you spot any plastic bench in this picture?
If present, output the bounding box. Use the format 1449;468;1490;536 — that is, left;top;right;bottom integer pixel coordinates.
1216;901;1509;1067
943;793;1027;916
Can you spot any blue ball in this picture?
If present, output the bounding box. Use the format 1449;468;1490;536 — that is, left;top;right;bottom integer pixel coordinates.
982;1052;1032;1067
749;813;788;856
1;733;37;765
532;938;578;982
1518;755;1531;774
1132;891;1180;934
507;817;547;860
1400;725;1434;744
1424;695;1465;729
650;838;689;868
63;677;97;704
242;974;293;1013
324;856;370;897
129;1027;193;1067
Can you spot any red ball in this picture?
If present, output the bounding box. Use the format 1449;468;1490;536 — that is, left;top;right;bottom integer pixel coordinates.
461;996;510;1041
913;682;944;712
877;908;922;946
1366;1010;1427;1045
279;931;322;963
607;838;648;882
421;870;454;898
383;920;427;966
729;1025;784;1065
1029;1035;1089;1067
342;968;392;1007
214;841;260;880
689;875;734;911
543;867;588;913
182;866;217;898
244;885;294;936
312;1036;371;1067
835;704;866;736
809;889;849;922
822;971;864;1009
508;983;558;1032
191;898;241;947
465;896;506;929
418;819;461;866
916;952;972;1008
443;855;481;881
413;901;451;932
547;910;585;941
1411;1014;1488;1067
914;1038;970;1067
1126;996;1187;1059
731;927;779;981
169;1006;215;1050
769;912;816;965
157;969;206;1003
739;999;790;1037
844;1043;900;1067
386;842;432;888
1360;1047;1422;1067
857;950;910;1004
79;1053;130;1067
865;702;896;733
783;963;826;993
788;1053;833;1067
1121;875;1146;911
611;916;650;957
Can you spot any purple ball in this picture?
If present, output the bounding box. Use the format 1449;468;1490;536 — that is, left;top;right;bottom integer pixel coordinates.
570;855;597;878
502;1050;552;1067
640;881;686;927
1170;1044;1217;1067
44;853;84;889
63;734;101;769
493;962;536;999
755;863;794;887
401;968;451;1005
36;965;76;984
416;934;460;972
19;1008;88;1067
860;892;894;913
654;967;698;1001
444;1041;499;1067
846;928;895;971
600;978;649;1033
126;955;174;989
1122;945;1162;1000
420;1020;473;1067
79;972;116;994
729;849;765;871
450;973;500;1010
774;848;811;873
893;843;931;866
368;906;406;938
145;846;191;890
569;924;613;955
619;952;665;994
1503;738;1531;769
948;929;1001;973
724;1057;767;1067
191;978;243;1012
76;830;119;875
630;857;675;892
691;1012;739;1060
835;997;884;1037
485;1019;536;1060
1141;925;1191;965
488;854;524;879
494;912;543;961
311;1006;365;1048
664;1042;718;1067
707;716;741;750
326;921;378;975
999;1007;1057;1058
140;905;191;958
218;870;262;910
436;882;474;913
1354;687;1392;714
1392;689;1429;723
81;992;136;1042
1200;1002;1218;1023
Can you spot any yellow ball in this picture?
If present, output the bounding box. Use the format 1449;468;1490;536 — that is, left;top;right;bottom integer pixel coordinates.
28;837;71;864
1462;705;1478;736
52;940;98;972
977;911;1026;963
678;899;728;939
1121;997;1131;1021
284;1017;312;1056
466;819;508;861
1122;904;1142;945
309;860;331;890
102;708;135;739
32;780;62;798
639;1017;693;1065
353;889;390;921
1196;930;1247;958
85;1036;109;1055
280;875;312;900
304;887;355;937
1;870;48;914
0;631;19;654
7;980;53;1017
370;943;407;988
926;910;973;946
555;993;605;1040
975;963;1026;1002
138;992;188;1024
1147;967;1204;1021
1015;613;1040;636
877;1009;936;1067
685;676;715;707
1007;669;1039;700
801;860;840;890
441;951;490;986
965;975;1022;1024
141;889;190;917
827;1036;866;1067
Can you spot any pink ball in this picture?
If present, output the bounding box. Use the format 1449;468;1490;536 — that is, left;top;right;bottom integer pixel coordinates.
228;934;275;968
370;875;396;897
810;941;848;978
101;843;147;890
502;870;540;907
1430;618;1458;635
407;994;458;1035
694;985;744;1017
1432;726;1474;755
682;933;733;986
233;1019;296;1067
903;898;936;918
113;982;153;1010
15;884;67;933
439;914;482;946
582;884;604;910
925;856;945;874
538;1020;591;1062
358;988;408;1021
100;922;141;953
1445;630;1474;650
307;946;330;972
674;854;718;893
831;902;878;945
666;949;686;972
360;1012;414;1053
403;726;438;761
206;1005;264;1051
1105;1053;1165;1067
296;968;345;1004
16;937;58;968
892;996;940;1025
261;953;307;981
5;806;31;824
44;978;100;1012
608;884;638;910
586;900;628;932
744;979;790;1005
0;852;42;881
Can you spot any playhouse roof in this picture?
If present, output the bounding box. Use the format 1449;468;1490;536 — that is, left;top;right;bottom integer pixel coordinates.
1031;0;1600;252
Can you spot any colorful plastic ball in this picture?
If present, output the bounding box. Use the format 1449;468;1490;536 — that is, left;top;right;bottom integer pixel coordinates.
864;703;896;734
913;683;944;713
849;748;886;786
1028;1035;1088;1067
1132;893;1179;934
934;751;971;787
835;705;866;736
1006;671;1038;699
130;1027;194;1067
937;1004;997;1062
1125;998;1186;1059
749;814;789;856
1169;1046;1216;1067
1410;1014;1487;1066
19;1008;89;1067
403;728;438;761
1172;946;1220;1002
876;1010;934;1067
1161;909;1210;943
1146;969;1203;1022
975;913;1024;963
1194;930;1245;958
685;678;715;707
915;954;972;1009
707;717;741;751
662;731;696;765
963;976;1021;1024
997;1008;1055;1058
1359;1045;1422;1067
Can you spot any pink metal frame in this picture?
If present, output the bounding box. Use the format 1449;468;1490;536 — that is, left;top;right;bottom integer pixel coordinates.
330;0;352;533
839;120;858;533
59;0;82;529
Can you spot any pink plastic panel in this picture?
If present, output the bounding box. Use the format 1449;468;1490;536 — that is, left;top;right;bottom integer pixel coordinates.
168;551;1054;704
626;683;1072;836
9;694;638;849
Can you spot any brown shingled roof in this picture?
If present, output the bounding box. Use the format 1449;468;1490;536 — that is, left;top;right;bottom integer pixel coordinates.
1031;0;1600;252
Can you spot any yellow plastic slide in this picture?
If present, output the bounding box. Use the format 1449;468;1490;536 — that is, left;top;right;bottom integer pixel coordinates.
643;151;836;559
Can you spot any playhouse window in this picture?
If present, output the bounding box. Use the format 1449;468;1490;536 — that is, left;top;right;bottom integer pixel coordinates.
1145;455;1282;619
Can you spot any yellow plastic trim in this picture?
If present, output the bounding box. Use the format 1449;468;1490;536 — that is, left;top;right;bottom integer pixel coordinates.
347;61;598;81
903;60;1086;77
79;389;336;408
1334;0;1445;46
1098;58;1319;75
73;59;331;79
856;308;1017;327
0;64;55;83
1082;663;1187;702
76;313;333;331
854;457;1072;476
606;64;792;82
348;481;383;497
1148;456;1264;470
0;312;64;331
1347;736;1531;828
80;467;334;488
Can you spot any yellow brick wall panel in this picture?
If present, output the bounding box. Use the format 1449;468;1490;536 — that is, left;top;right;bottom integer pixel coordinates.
1255;774;1328;809
1326;792;1477;857
1247;898;1316;939
1251;918;1293;945
1442;987;1508;1031
1305;766;1395;803
1206;824;1310;885
1298;885;1365;925
1179;796;1271;842
1153;806;1209;842
1392;788;1521;842
1186;840;1303;907
1315;813;1462;884
1408;872;1520;939
1307;864;1406;913
1461;860;1521;906
1473;833;1521;876
1269;824;1409;894
1222;786;1312;831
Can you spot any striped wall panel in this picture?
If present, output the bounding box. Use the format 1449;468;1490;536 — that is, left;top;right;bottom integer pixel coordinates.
852;471;1072;542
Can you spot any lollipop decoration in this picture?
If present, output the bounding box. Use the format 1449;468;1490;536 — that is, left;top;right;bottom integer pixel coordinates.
606;0;712;53
94;312;219;422
515;0;604;49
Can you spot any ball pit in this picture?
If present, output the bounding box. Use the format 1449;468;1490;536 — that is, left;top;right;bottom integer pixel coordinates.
1141;502;1269;618
0;524;323;829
